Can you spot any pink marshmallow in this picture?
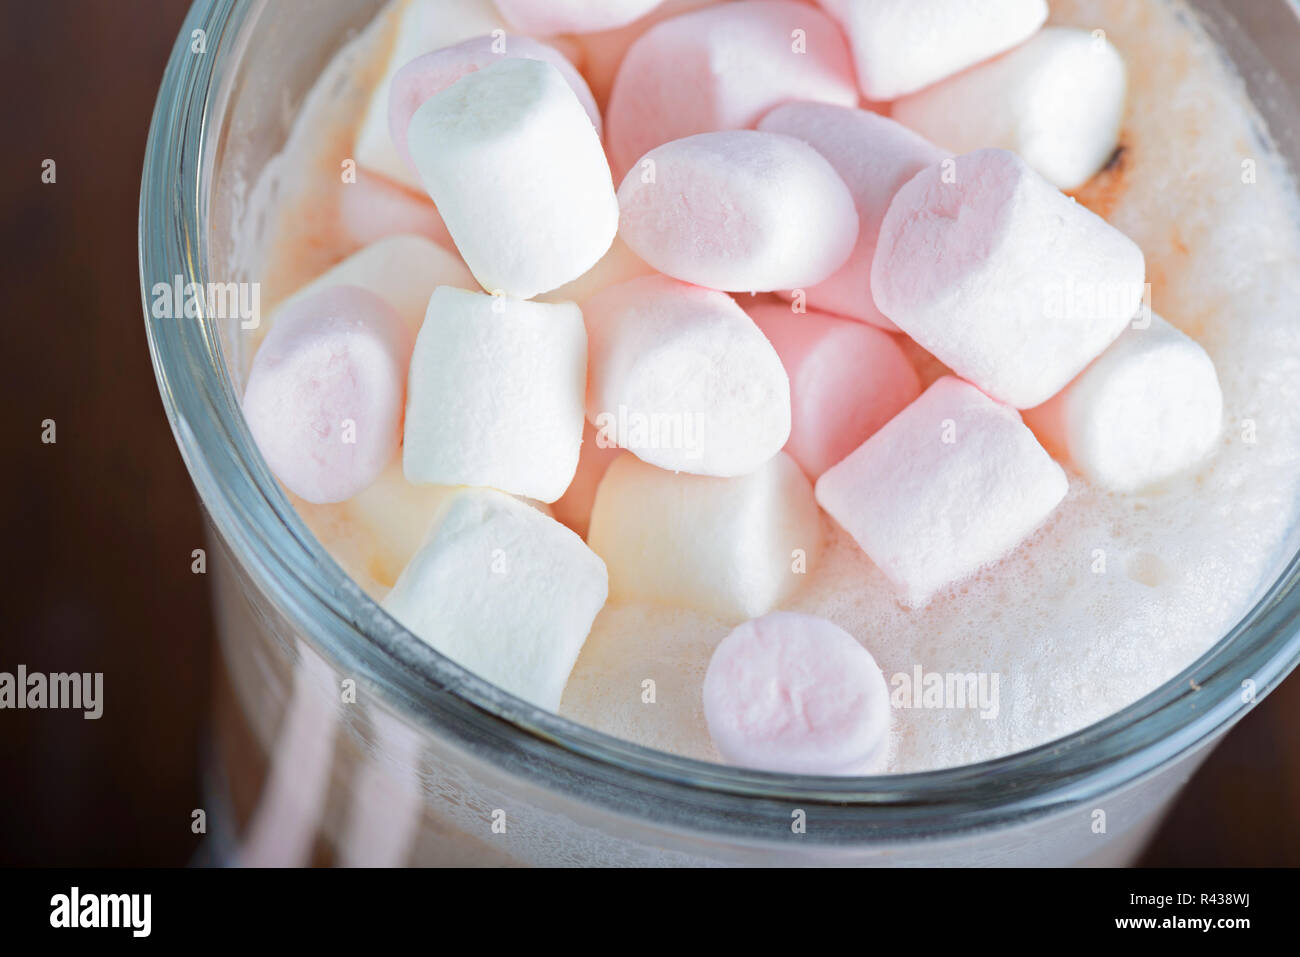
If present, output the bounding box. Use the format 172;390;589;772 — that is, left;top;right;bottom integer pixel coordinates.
757;103;946;330
388;33;600;172
815;376;1068;606
871;149;1146;408
495;0;665;35
244;285;412;504
338;170;452;251
749;303;921;479
816;0;1048;100
605;0;857;178
551;420;623;538
702;611;890;774
617;130;859;292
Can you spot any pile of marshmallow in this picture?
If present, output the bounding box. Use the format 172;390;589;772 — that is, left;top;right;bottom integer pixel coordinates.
243;0;1224;776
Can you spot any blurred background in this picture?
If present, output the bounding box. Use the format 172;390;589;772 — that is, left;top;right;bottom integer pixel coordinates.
1;0;1297;866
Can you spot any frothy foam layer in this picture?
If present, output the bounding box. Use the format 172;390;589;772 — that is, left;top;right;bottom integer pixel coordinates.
243;0;1300;772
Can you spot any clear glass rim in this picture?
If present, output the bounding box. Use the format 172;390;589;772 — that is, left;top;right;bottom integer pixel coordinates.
139;0;1300;842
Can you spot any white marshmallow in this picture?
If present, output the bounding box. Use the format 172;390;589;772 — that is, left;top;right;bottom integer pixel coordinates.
403;287;587;503
617;130;859;293
816;0;1048;100
584;275;791;476
589;452;822;619
757;103;946;329
354;0;508;191
871;149;1146;408
892;28;1128;190
383;488;608;711
407;57;619;299
1023;315;1223;492
495;0;665;35
287;234;476;336
816;376;1068;606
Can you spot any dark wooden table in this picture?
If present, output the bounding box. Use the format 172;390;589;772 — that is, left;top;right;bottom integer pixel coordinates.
0;0;1295;867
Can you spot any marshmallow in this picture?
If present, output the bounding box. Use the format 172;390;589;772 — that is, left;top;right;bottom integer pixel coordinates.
388;33;601;174
892;28;1127;190
617;130;859;292
403;287;586;503
551;421;623;539
288;234;476;336
872;149;1146;408
407;57;618;299
606;0;857;178
383;488;608;711
816;376;1067;606
749;303;921;478
1023;315;1223;492
537;236;655;306
244;286;412;504
354;0;508;191
816;0;1048;100
575;0;720;108
758;103;946;330
702;612;890;774
338;171;452;251
496;0;665;35
584;275;791;476
589;452;822;619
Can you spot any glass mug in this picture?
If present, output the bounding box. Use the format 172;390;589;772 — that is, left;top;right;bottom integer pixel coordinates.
140;0;1300;865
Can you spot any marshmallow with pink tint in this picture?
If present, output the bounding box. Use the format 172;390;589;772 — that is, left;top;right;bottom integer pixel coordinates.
551;421;623;539
703;612;890;774
407;57;618;299
244;285;412;504
588;452;821;619
383;488;608;711
338;171;452;251
758;103;946;330
749;302;921;478
871;149;1146;408
892;28;1127;190
287;234;476;337
617;130;858;293
496;0;665;35
403;287;587;503
537;236;655;307
1023;314;1223;492
816;376;1067;606
354;0;509;191
605;0;857;178
816;0;1048;100
584;275;791;477
387;33;601;174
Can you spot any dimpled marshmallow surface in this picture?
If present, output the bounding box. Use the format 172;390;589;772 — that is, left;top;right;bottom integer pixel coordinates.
758;102;947;330
403;287;587;503
407;57;618;299
387;33;601;172
382;488;608;712
892;28;1128;190
496;0;666;35
816;377;1068;606
1024;314;1223;492
703;612;891;774
583;275;791;476
872;148;1146;408
285;234;476;337
588;451;822;620
243;286;412;505
748;302;921;479
816;0;1048;100
354;0;509;190
605;0;857;178
617;130;859;292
